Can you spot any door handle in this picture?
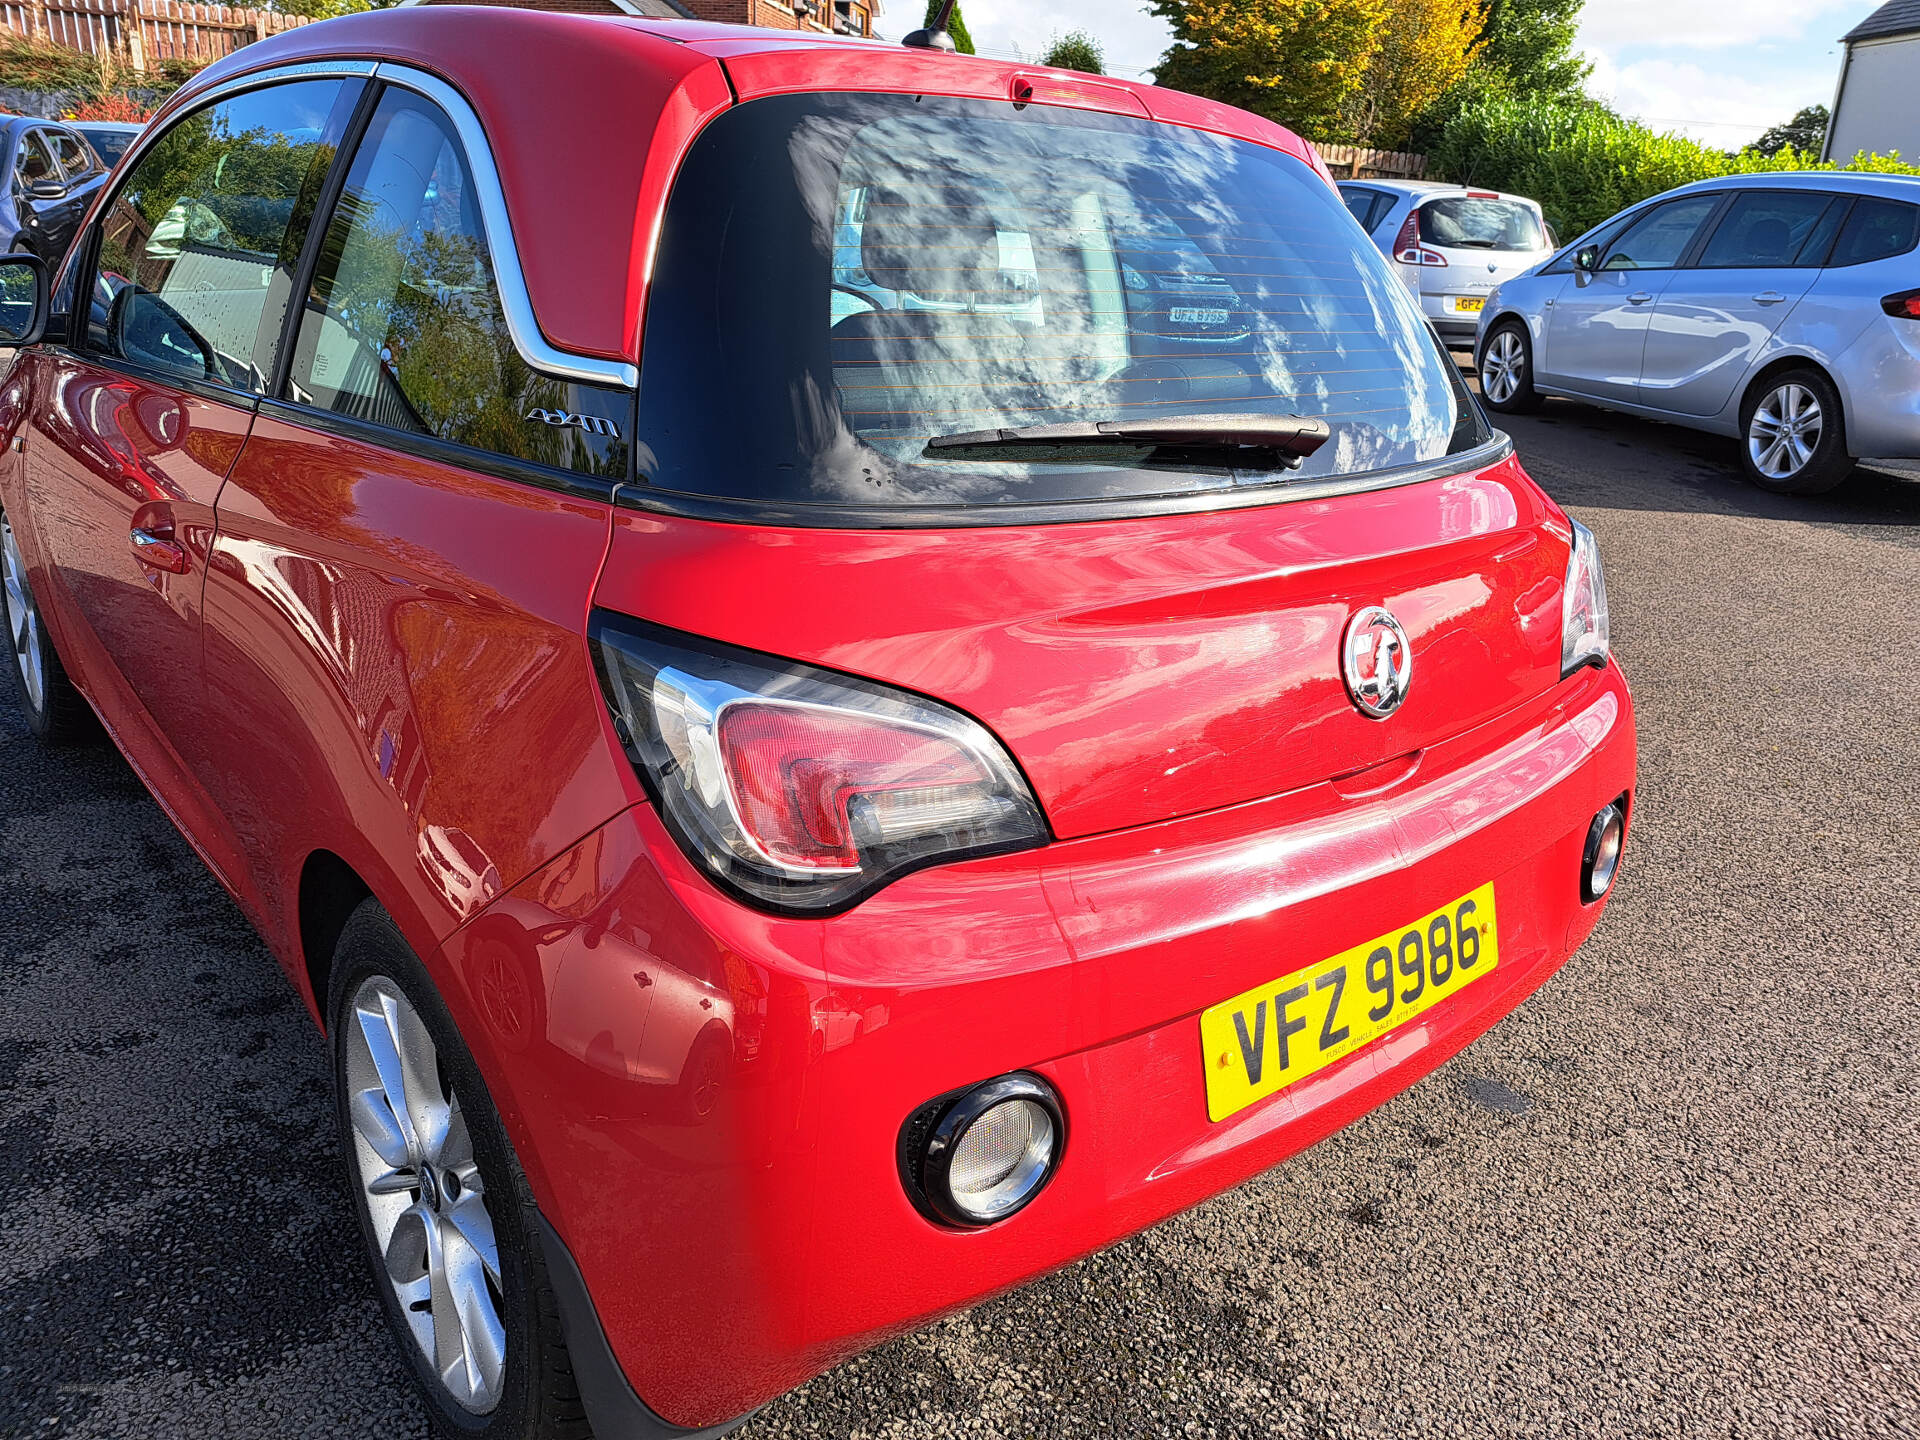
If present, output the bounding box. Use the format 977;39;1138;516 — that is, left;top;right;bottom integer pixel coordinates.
1627;291;1653;305
1753;291;1786;306
130;527;189;575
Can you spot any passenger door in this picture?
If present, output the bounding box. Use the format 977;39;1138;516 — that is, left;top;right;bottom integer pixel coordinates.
1540;194;1723;402
1639;189;1844;417
17;75;364;902
41;126;109;260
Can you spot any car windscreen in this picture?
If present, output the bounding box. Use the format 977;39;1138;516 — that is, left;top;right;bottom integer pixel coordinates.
636;93;1488;517
1418;197;1545;252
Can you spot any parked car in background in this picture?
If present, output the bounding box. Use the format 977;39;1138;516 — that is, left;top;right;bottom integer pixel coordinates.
1477;172;1920;494
71;119;143;170
0;10;1635;1437
0;116;109;263
1339;179;1556;344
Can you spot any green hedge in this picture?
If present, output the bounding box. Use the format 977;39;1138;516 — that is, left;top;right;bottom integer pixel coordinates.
1430;96;1920;238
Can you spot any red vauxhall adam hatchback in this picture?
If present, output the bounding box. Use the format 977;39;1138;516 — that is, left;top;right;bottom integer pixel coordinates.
0;11;1635;1437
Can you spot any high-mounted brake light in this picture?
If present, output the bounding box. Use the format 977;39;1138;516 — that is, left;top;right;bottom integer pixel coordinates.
1393;210;1447;267
1466;190;1499;199
1882;289;1920;319
591;614;1048;914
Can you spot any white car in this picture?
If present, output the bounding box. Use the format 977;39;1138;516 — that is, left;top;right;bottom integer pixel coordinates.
1338;180;1556;345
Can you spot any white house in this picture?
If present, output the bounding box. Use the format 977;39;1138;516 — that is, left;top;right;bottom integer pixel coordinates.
1825;1;1920;161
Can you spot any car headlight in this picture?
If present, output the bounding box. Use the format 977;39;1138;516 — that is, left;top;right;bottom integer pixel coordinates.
1561;519;1609;675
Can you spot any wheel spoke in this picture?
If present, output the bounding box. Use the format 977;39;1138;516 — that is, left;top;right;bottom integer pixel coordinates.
388;993;452;1165
350;1084;414;1172
441;1216;507;1402
446;1191;500;1281
354;996;422;1158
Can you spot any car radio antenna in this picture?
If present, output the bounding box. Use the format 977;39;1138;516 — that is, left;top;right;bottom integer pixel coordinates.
902;0;958;50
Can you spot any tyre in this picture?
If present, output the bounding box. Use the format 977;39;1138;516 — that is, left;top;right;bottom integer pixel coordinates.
2;509;93;744
329;901;589;1440
1739;368;1855;495
1477;321;1544;414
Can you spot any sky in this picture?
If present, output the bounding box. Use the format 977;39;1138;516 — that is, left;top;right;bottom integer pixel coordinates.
877;0;1876;150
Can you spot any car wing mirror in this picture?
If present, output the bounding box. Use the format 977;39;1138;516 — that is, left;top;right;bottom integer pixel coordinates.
1574;245;1601;273
0;252;48;347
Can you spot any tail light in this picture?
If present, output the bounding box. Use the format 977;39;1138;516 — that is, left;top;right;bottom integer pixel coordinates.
1881;289;1920;319
591;613;1048;914
1561;519;1610;676
1393;209;1447;267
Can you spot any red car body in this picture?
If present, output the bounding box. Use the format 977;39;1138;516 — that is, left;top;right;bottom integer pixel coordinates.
0;11;1636;1434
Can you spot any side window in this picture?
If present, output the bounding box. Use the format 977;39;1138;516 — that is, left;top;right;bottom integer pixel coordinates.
1827;198;1920;267
47;128;94;181
285;87;627;477
1600;196;1721;271
1695;191;1843;268
87;77;359;391
15;132;56;189
1339;187;1386;230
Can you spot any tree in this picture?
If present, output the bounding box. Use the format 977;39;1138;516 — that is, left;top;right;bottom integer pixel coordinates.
1345;0;1485;150
1150;0;1390;142
1474;0;1589;102
1041;30;1105;74
1754;104;1829;158
922;0;975;55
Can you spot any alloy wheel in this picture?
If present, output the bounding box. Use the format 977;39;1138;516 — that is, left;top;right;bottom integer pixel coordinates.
2;515;45;713
344;976;507;1414
1748;382;1822;481
1482;329;1522;405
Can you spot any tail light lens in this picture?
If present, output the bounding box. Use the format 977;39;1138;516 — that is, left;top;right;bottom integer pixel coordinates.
591;613;1048;914
1561;519;1610;676
1394;209;1447;266
1881;289;1920;319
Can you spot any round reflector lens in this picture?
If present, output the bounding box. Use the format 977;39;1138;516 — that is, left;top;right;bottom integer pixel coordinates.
948;1098;1055;1222
1583;803;1625;902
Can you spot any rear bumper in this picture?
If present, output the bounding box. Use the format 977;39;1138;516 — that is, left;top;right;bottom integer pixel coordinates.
440;663;1636;1428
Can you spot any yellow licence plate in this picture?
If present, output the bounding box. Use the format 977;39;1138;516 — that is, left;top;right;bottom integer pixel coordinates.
1455;296;1486;312
1199;883;1499;1122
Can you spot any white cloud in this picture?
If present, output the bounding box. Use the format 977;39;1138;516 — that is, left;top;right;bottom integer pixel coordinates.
1584;52;1830;148
1577;0;1859;50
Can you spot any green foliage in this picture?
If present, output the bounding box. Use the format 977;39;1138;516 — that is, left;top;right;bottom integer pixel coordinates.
1431;95;1920;237
1040;30;1105;74
267;0;375;15
1754;104;1829;159
1474;0;1588;101
922;0;974;54
0;34;212;108
1150;0;1390;143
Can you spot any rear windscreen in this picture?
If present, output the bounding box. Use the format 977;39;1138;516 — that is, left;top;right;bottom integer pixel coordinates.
637;93;1489;516
1418;197;1545;252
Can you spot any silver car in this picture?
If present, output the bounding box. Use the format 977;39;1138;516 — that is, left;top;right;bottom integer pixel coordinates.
1339;180;1555;345
1474;172;1920;495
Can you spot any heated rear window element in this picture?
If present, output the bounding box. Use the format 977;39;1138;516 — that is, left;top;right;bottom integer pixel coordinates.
637;93;1488;516
1418;197;1545;252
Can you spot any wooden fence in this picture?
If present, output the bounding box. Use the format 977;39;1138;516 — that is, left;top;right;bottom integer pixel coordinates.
1;0;306;70
1316;144;1429;181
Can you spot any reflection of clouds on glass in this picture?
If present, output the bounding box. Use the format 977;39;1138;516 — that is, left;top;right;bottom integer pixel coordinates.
642;94;1490;510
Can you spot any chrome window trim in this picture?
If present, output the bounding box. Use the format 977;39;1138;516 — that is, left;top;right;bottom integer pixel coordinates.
117;57;637;392
372;62;640;390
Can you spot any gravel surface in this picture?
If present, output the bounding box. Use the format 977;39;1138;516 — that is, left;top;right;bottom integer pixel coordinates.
3;396;1918;1440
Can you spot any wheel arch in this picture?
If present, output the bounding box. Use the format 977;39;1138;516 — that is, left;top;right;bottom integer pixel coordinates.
1737;353;1851;448
297;848;375;1030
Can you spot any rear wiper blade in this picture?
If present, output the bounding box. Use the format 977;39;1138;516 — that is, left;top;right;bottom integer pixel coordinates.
925;413;1332;467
